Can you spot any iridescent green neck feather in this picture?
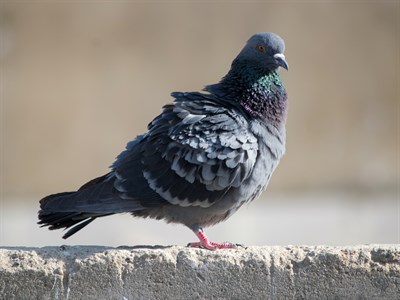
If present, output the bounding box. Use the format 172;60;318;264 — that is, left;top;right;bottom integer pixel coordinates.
206;63;288;126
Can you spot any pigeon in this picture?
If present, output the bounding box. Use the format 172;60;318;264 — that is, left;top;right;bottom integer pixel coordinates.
38;32;289;250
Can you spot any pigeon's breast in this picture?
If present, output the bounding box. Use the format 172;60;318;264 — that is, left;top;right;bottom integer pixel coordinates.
227;120;286;208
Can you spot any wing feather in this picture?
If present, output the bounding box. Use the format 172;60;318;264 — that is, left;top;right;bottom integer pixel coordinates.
113;92;258;208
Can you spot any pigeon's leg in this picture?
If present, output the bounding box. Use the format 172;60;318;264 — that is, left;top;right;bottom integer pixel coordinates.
187;227;237;250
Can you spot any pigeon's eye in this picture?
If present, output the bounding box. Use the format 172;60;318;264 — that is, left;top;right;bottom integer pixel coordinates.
257;44;266;53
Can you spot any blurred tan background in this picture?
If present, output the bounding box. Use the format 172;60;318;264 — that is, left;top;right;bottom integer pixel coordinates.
1;1;399;246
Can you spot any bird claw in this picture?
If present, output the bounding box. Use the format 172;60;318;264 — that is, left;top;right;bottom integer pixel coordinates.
187;240;240;250
187;227;245;250
187;241;216;250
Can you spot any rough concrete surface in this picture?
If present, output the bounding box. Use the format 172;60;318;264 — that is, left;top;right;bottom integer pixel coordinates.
0;245;399;300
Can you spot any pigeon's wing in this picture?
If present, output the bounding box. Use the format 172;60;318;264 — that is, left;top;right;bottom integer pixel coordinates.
113;92;259;208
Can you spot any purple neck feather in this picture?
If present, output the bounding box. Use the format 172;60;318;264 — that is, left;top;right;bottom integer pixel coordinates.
206;66;288;127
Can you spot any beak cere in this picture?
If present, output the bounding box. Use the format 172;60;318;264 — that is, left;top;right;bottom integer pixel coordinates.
273;53;289;70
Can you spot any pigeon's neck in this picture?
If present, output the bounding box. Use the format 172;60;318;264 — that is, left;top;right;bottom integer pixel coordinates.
206;63;288;126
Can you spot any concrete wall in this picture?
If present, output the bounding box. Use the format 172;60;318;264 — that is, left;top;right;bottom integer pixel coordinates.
1;245;399;299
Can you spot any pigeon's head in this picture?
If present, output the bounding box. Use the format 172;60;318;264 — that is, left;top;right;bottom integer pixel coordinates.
235;32;288;72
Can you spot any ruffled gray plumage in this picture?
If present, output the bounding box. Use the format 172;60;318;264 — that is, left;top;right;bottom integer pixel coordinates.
38;32;289;240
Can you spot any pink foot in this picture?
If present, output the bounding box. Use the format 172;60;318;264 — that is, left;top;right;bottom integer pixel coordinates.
187;228;238;250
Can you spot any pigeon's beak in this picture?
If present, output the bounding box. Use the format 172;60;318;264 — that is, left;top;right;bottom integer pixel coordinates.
273;53;289;70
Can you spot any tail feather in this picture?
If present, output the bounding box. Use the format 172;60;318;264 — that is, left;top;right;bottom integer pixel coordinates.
39;211;80;228
61;217;96;239
38;173;144;238
38;209;112;239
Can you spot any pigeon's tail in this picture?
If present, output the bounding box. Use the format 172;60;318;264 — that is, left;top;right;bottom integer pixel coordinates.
38;173;144;239
38;209;111;239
